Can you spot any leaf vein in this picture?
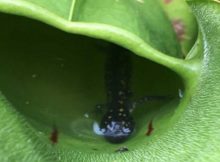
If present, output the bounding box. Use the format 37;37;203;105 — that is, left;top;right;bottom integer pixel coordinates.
68;0;76;21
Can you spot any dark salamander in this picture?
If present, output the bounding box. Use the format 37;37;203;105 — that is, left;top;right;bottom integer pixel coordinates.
100;46;135;143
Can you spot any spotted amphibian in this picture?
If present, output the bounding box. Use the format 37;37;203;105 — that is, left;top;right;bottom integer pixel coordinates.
100;46;135;143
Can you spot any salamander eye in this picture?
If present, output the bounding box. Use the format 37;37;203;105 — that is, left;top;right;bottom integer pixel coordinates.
100;117;135;143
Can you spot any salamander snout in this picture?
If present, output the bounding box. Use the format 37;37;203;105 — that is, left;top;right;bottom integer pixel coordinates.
100;117;135;143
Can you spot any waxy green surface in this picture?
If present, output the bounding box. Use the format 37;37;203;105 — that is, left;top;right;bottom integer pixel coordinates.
0;0;219;161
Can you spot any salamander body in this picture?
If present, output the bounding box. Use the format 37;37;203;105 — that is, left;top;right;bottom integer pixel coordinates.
100;46;135;143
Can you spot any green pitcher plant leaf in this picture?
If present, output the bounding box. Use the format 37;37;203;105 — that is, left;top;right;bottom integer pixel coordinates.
0;0;219;162
159;0;198;56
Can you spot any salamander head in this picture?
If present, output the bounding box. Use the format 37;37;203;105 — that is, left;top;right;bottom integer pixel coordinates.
100;112;135;143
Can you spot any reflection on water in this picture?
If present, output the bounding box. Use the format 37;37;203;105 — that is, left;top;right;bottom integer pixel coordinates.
93;121;104;136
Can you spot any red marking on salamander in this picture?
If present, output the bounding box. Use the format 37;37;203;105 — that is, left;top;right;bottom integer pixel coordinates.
50;125;58;144
164;0;172;4
146;120;154;136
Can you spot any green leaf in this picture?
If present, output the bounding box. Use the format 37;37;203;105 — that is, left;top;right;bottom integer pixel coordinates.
0;0;219;162
0;0;185;161
0;0;183;56
158;0;198;56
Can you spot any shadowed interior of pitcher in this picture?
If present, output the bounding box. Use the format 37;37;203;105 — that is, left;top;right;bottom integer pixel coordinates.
0;13;183;153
